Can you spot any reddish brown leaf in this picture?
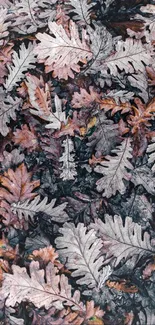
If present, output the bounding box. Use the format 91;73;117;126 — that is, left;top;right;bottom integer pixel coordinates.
71;87;102;109
30;246;60;265
0;163;40;203
54;111;81;137
128;98;155;134
13;124;38;152
0;260;10;284
99;98;131;115
106;280;138;293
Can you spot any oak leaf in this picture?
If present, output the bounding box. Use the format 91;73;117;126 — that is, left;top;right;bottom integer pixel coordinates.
106;280;138;293
128;97;155;134
13;124;38;152
26;74;52;118
56;222;112;293
11;195;69;223
99;97;131;115
1;261;85;310
90;215;154;266
31;246;59;264
54;111;81;138
94;139;133;198
4;42;36;92
102;38;152;76
87;111;119;156
59;137;77;181
0;8;10;39
0;90;21;136
32;300;104;325
34;20;92;79
0;163;40;204
67;0;95;25
71;87;101;109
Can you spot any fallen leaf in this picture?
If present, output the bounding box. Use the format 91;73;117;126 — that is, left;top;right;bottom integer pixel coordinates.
13;124;38;152
0;163;40;203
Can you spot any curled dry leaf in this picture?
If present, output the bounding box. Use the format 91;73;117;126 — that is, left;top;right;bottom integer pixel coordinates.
30;246;63;269
146;66;155;86
106;280;138;293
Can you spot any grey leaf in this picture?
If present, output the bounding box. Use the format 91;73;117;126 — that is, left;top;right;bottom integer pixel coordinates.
55;222;112;290
90;215;154;266
11;195;69;223
94;138;133;198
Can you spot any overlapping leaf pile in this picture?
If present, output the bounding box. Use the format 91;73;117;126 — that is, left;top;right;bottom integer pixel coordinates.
0;0;155;324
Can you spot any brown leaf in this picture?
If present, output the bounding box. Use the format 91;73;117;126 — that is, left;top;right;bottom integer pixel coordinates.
89;155;104;167
99;98;131;115
30;246;60;265
0;163;40;203
32;303;104;325
71;87;101;109
128;98;155;134
54;112;81;137
26;74;52;118
13;124;38;152
106;280;138;293
0;260;10;284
